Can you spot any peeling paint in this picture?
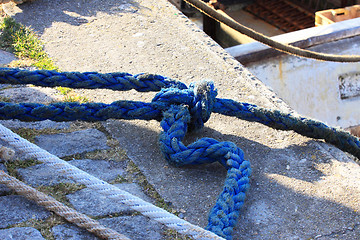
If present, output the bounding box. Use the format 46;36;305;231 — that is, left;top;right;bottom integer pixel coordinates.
246;37;360;128
339;72;360;99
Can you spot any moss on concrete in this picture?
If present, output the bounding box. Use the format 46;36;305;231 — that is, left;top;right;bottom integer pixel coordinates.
4;158;42;179
36;183;85;207
9;214;66;240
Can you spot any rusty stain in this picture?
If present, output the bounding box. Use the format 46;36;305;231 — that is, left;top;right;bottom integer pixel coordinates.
348;125;360;137
278;59;286;92
278;59;283;80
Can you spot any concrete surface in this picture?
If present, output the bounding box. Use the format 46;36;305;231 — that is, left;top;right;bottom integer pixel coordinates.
34;129;109;157
0;164;10;195
0;49;16;66
52;215;166;240
0;195;51;228
0;0;359;239
0;227;45;240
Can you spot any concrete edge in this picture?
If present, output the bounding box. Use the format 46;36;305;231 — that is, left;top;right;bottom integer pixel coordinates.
226;17;360;64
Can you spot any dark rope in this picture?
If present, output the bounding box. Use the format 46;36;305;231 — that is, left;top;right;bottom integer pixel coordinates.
183;0;360;62
0;68;187;91
214;99;360;158
159;105;251;239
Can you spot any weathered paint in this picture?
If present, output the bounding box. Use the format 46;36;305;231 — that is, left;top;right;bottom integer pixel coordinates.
339;72;360;99
246;36;360;128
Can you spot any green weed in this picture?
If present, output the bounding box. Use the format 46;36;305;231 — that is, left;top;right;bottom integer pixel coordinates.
0;17;57;70
56;86;72;95
55;86;90;103
36;183;85;206
10;214;66;240
4;158;42;179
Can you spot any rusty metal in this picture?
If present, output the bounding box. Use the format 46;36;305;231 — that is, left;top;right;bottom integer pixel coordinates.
244;0;315;32
168;0;195;16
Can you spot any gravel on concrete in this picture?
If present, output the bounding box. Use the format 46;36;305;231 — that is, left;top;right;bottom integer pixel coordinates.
0;227;45;240
0;49;16;67
0;195;50;228
34;128;109;157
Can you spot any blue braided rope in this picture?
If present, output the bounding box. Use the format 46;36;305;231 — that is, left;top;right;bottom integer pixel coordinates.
2;92;357;159
213;99;360;159
0;68;360;239
0;68;187;91
159;105;251;239
0;101;166;122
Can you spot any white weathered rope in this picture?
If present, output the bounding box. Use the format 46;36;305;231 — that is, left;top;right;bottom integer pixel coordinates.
0;123;224;240
0;170;131;240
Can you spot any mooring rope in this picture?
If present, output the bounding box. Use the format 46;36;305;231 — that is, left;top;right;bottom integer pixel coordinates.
183;0;360;62
0;68;359;239
0;68;359;159
0;124;224;240
0;170;131;240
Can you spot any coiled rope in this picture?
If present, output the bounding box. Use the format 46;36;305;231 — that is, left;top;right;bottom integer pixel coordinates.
0;68;359;239
0;170;131;240
183;0;360;62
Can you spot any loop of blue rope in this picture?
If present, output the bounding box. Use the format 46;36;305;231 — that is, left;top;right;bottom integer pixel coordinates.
159;105;251;239
0;68;360;239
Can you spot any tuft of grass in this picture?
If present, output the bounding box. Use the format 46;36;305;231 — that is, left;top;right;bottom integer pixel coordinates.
12;127;68;143
10;214;66;240
0;17;58;70
56;86;72;95
5;158;42;179
56;86;90;104
62;146;129;163
163;229;193;240
36;183;85;206
109;174;128;184
0;95;11;102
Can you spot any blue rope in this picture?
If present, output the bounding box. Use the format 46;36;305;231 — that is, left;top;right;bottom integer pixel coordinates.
0;68;187;91
159;105;251;239
0;67;359;239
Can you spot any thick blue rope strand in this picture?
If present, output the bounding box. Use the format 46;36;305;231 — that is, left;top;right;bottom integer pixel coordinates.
0;84;357;159
159;105;251;240
214;98;360;159
0;101;166;122
0;68;187;91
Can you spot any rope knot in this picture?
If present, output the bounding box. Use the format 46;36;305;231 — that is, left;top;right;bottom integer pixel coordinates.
189;80;217;130
152;80;217;130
